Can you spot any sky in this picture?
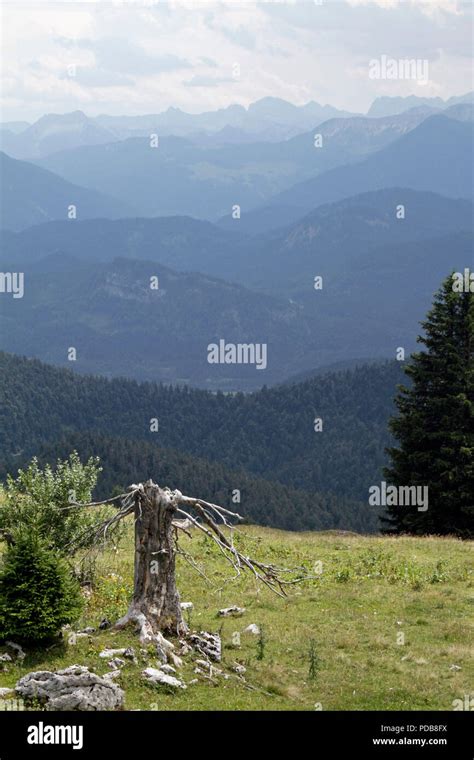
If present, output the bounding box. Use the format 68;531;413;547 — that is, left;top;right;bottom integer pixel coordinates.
0;0;472;122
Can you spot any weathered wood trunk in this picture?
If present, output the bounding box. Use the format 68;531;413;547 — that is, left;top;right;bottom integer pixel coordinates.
115;482;186;647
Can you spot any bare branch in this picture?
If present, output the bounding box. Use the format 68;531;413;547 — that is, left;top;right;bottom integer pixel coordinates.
60;492;134;510
67;481;309;597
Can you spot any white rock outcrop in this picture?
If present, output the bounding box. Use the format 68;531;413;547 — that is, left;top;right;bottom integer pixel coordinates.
15;665;124;711
142;667;186;690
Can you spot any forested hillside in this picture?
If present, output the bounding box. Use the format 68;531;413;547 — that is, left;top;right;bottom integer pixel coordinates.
14;432;374;532
0;352;403;513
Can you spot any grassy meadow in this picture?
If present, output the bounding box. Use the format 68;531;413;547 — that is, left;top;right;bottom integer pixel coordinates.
0;524;473;711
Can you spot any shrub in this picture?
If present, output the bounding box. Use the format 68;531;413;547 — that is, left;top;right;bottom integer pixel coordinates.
0;452;105;553
0;531;83;643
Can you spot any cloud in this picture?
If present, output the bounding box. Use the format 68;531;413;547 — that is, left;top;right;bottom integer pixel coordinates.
59;68;134;87
60;36;192;75
199;57;218;68
220;26;256;51
346;0;463;12
184;74;236;88
1;0;472;120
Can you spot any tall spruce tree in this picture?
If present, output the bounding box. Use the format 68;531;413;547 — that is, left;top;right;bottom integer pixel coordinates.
383;273;473;537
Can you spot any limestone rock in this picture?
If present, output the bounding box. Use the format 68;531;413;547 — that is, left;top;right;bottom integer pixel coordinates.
6;641;25;660
142;667;186;690
98;647;135;660
243;624;260;635
189;632;221;662
107;658;126;669
103;670;121;681
218;606;246;617
68;632;89;645
15;665;124;711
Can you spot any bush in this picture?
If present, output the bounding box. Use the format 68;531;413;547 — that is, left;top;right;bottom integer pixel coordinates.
0;452;105;553
0;531;83;643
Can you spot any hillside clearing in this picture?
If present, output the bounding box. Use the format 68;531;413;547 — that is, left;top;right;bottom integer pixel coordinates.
0;527;472;711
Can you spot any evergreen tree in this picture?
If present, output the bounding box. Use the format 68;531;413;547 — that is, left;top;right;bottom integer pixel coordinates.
0;531;83;643
384;274;474;536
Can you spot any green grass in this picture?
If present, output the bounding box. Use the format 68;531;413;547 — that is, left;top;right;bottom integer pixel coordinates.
1;526;473;711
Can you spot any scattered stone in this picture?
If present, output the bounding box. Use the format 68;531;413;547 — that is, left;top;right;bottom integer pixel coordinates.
99;618;111;630
178;640;193;656
218;606;246;618
189;632;221;662
15;665;124;711
159;664;176;674
188;679;199;685
107;658;126;670
68;632;89;645
449;664;462;671
142;668;186;690
415;658;428;665
123;647;136;662
243;624;260;635
232;663;246;675
103;670;121;682
6;641;25;660
99;648;128;659
79;627;96;635
0;687;15;697
193;661;227;681
168;652;183;669
0;654;13;663
180;602;193;610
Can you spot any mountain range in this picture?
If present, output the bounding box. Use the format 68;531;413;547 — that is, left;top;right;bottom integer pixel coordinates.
32;108;473;230
244;114;474;231
1;104;471;234
0;151;132;232
3;91;471;159
0;86;472;532
0;97;355;159
1;184;471;387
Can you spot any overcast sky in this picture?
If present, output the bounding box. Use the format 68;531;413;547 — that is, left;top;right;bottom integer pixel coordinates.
1;0;472;122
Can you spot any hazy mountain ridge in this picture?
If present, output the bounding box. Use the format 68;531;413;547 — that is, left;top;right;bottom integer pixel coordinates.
259;115;474;224
367;90;473;118
0;256;317;389
1;97;356;159
1;188;470;386
31;108;459;222
0;151;134;231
